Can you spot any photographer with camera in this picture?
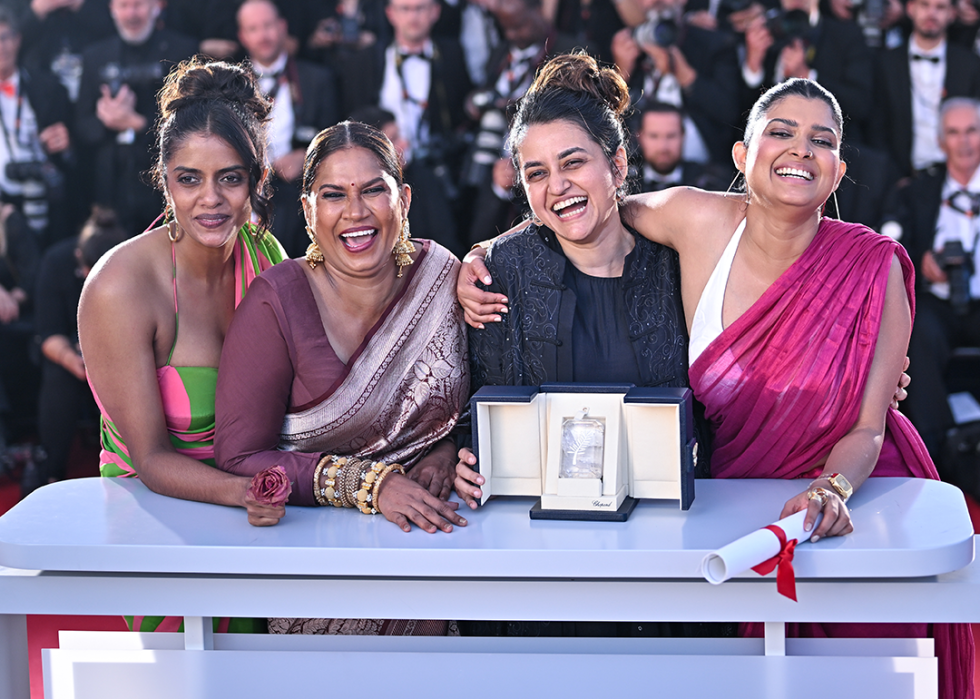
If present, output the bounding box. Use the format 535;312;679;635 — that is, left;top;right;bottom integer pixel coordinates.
461;0;575;245
75;0;196;235
238;0;340;258
0;4;72;245
739;0;873;142
887;98;980;464
377;0;472;254
611;0;740;165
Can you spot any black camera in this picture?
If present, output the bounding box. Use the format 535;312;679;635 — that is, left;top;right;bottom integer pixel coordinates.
4;160;63;232
414;134;462;202
764;8;812;42
936;240;975;316
461;106;508;188
99;62;165;97
634;13;681;49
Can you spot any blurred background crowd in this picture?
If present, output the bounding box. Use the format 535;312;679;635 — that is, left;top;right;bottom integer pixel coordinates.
0;0;978;498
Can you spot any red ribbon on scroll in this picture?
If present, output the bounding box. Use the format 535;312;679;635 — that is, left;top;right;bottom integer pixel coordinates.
751;524;798;601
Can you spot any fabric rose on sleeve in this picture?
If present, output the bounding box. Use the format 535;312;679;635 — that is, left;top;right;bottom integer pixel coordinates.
246;465;293;507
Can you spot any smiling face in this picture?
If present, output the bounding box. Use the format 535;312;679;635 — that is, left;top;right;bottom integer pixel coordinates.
734;95;845;213
164;132;253;249
302;146;410;279
517;120;626;247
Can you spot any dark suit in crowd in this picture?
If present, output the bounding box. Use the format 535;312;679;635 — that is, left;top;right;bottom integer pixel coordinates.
75;28;197;235
872;42;980;177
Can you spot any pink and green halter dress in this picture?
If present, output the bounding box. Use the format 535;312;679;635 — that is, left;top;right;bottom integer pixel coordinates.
91;225;284;633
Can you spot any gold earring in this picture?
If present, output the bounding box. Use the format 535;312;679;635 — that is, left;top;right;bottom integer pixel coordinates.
305;225;324;270
392;218;416;278
167;220;182;242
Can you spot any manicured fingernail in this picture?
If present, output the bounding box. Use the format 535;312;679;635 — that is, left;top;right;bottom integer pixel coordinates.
805;522;812;531
477;324;484;330
482;276;492;284
500;307;508;313
459;518;467;525
493;316;501;322
811;535;820;542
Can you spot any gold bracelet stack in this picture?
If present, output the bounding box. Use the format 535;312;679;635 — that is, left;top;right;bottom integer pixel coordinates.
313;454;404;515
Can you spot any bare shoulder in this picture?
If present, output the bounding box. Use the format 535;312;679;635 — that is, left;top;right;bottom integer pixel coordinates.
626;187;746;250
80;227;170;322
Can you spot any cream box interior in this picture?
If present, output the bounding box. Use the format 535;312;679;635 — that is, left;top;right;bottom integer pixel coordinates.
471;384;697;511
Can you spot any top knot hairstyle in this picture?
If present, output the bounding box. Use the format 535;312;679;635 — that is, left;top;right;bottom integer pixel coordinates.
152;58;274;229
508;52;630;191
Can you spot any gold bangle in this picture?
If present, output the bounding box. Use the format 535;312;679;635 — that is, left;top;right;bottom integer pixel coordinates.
355;461;386;515
371;463;406;513
341;456;365;507
313;455;331;506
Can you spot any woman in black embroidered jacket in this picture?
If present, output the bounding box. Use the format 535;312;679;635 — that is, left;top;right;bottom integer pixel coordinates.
456;53;700;505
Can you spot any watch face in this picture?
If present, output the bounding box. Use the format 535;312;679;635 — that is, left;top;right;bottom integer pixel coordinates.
830;473;853;499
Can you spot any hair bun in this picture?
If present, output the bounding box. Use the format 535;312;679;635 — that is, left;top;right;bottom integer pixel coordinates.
527;52;630;118
158;57;271;123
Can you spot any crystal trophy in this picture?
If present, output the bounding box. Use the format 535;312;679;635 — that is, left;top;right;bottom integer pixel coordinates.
559;408;604;479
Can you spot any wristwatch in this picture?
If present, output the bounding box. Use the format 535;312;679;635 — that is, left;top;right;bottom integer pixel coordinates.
813;472;853;503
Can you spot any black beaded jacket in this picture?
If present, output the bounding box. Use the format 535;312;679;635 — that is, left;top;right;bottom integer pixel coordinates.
469;222;711;474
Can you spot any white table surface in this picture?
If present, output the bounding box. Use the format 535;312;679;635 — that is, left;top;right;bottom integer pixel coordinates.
0;476;972;579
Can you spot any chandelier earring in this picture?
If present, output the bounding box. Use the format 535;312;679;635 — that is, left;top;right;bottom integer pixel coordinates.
392;218;416;278
305;225;324;270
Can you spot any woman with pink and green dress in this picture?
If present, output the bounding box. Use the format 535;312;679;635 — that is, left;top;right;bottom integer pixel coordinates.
78;59;286;633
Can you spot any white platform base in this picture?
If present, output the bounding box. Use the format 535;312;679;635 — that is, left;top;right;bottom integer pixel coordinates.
45;632;937;699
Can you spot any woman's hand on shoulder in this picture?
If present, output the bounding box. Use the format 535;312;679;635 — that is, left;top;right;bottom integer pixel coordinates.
458;246;508;329
780;487;852;543
376;472;468;533
454;447;484;510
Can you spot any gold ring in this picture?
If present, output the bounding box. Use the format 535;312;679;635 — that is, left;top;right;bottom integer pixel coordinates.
807;487;831;508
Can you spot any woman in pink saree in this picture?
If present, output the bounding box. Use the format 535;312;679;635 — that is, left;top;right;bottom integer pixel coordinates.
460;77;973;697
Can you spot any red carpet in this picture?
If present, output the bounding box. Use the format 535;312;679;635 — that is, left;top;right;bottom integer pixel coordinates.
2;456;980;697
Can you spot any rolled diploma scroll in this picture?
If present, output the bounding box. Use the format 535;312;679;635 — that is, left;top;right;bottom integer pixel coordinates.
701;510;822;584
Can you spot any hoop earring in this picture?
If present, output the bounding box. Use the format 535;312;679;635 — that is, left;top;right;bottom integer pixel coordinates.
831;190;840;219
305;225;324;270
167;220;182;243
392;218;416;278
530;212;543;227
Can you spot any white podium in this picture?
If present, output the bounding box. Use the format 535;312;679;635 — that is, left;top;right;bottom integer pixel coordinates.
0;476;975;699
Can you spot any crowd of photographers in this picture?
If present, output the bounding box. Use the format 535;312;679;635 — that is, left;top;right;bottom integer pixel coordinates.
0;0;978;493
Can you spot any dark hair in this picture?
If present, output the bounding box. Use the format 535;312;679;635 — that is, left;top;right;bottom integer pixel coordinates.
348;105;398;131
743;78;843;146
301;121;404;197
0;4;20;35
508;53;630;194
639;101;685;125
77;206;127;269
152;58;273;229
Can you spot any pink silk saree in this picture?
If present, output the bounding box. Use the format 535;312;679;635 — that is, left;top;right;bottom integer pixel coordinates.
689;218;973;699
